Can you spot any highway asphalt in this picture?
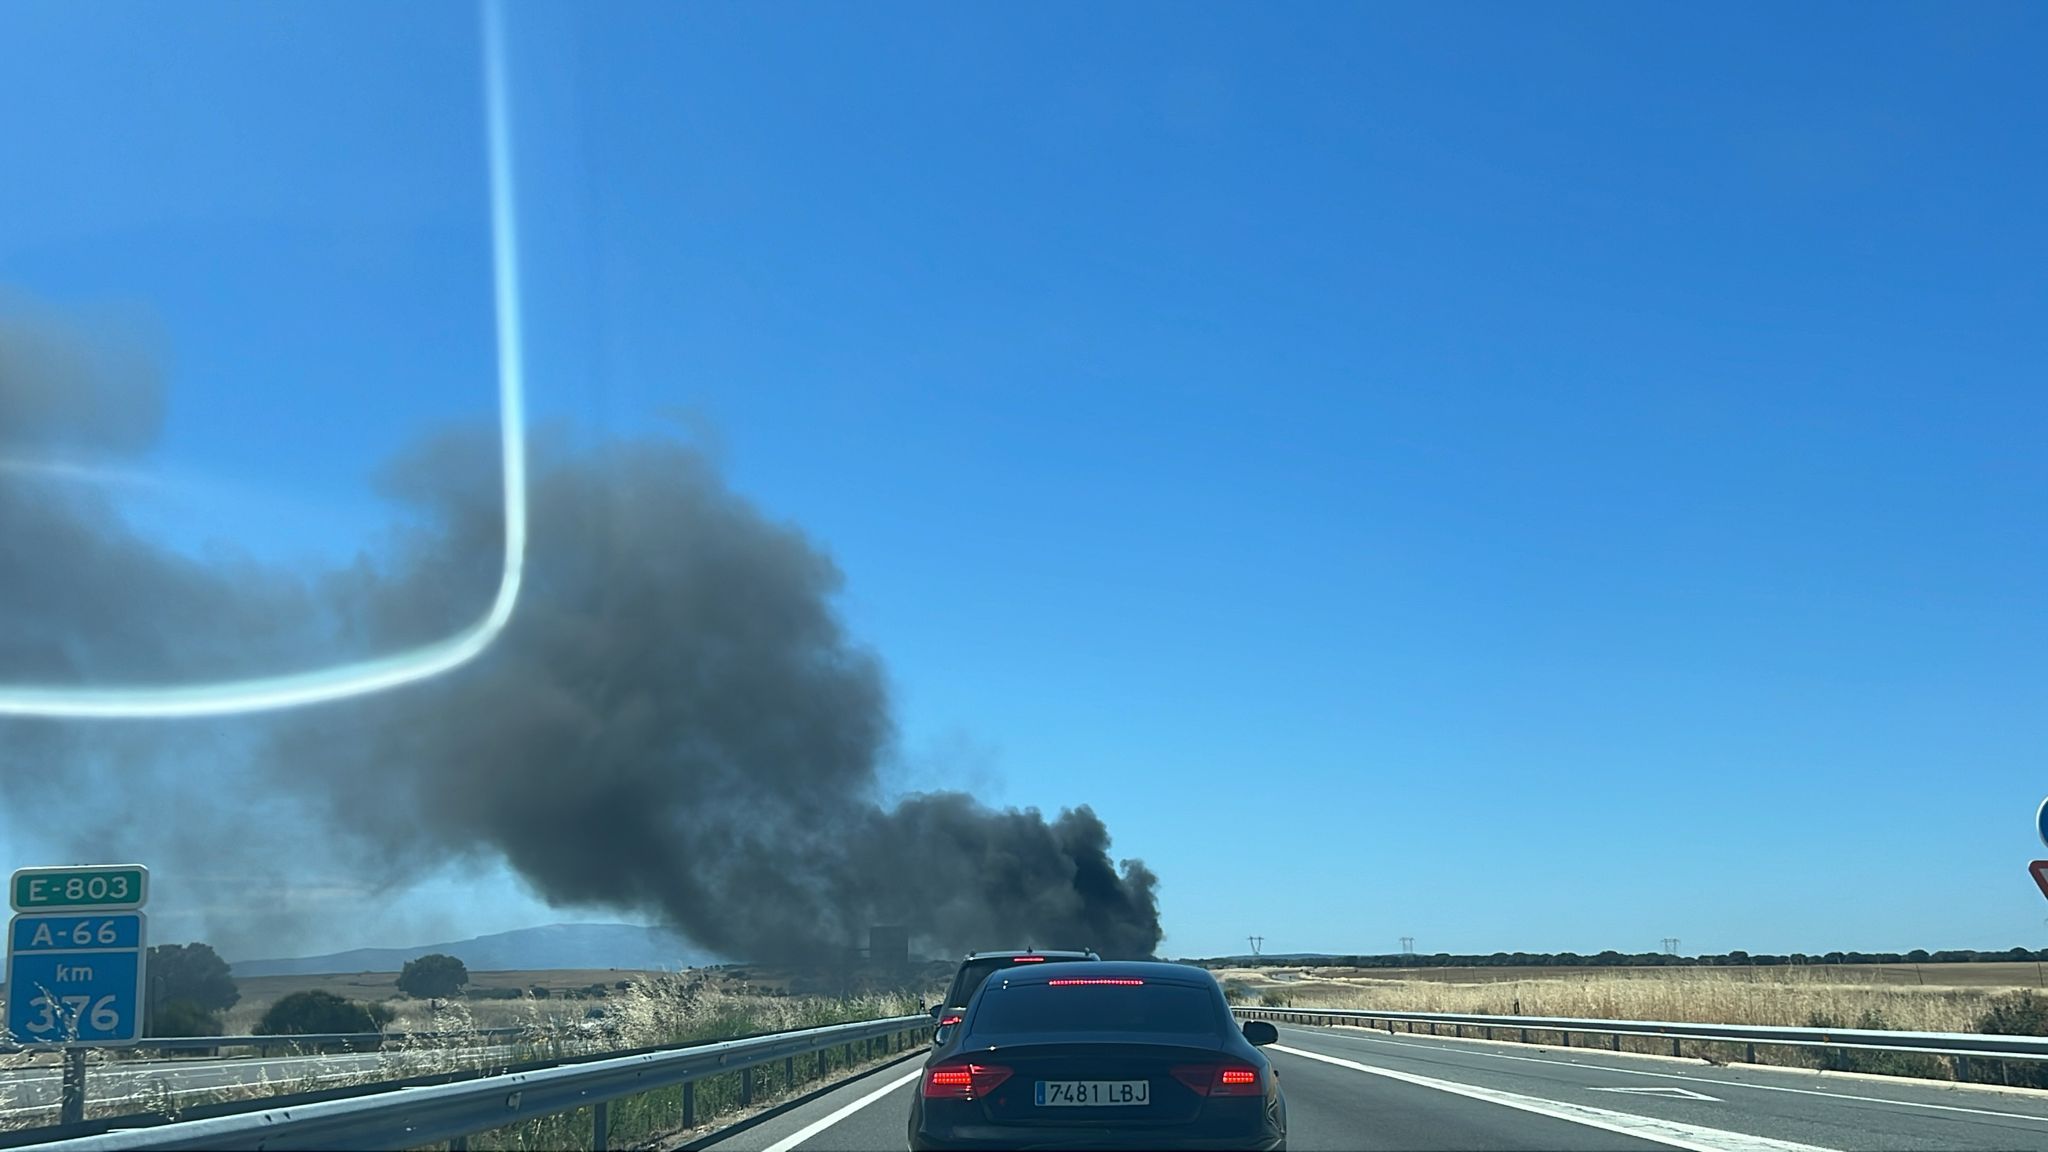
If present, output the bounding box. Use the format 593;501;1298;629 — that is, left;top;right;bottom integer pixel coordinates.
691;1023;2048;1152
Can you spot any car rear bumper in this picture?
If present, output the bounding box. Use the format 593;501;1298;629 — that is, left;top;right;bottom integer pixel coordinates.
911;1123;1284;1151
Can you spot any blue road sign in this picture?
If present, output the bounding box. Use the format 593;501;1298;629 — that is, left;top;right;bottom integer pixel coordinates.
5;912;148;1045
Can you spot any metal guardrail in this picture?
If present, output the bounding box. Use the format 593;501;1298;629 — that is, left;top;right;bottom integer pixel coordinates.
26;1014;931;1151
3;1028;543;1126
1233;1006;2048;1068
0;1030;808;1149
0;1027;532;1058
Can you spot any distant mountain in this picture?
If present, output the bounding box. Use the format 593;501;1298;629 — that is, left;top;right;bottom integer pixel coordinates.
231;923;718;976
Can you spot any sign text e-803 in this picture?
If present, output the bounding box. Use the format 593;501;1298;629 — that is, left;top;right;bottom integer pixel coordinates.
10;866;148;912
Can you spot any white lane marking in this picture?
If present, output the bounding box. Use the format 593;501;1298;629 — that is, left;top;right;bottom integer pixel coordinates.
1310;1028;2048;1125
760;1067;923;1152
1272;1044;1835;1152
1591;1086;1723;1101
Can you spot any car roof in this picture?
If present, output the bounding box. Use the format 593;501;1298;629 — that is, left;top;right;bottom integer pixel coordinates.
961;949;1096;960
986;959;1210;986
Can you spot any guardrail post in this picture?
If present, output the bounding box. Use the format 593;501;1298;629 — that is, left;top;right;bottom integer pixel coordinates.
1611;1033;1621;1051
741;1064;754;1106
60;1048;87;1126
592;1100;608;1152
1955;1056;1971;1082
1746;1042;1756;1064
1670;1037;1681;1057
1520;1028;1530;1044
682;1080;695;1128
786;1054;795;1089
1560;1031;1570;1048
845;1041;854;1066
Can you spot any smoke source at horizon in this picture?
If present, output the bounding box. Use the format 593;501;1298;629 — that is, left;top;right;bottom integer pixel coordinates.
0;309;1163;961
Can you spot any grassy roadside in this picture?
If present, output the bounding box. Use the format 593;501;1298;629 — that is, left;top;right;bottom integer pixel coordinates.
1215;965;2048;1086
0;979;938;1143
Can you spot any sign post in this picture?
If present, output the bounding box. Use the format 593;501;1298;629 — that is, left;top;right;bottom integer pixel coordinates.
6;865;150;1123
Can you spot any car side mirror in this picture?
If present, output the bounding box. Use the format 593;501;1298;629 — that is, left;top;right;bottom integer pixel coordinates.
930;1005;944;1021
1243;1020;1279;1046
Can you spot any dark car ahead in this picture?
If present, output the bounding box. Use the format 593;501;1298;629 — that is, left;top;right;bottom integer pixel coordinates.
909;960;1285;1151
930;949;1100;1039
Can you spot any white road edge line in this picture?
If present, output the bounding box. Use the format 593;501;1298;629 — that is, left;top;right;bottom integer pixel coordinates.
1317;1027;2048;1124
1271;1044;1837;1152
760;1066;923;1152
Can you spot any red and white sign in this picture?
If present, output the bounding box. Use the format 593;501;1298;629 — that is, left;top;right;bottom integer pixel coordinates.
2030;861;2048;901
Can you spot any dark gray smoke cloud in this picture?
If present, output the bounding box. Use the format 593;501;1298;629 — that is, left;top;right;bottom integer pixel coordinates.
0;306;1163;961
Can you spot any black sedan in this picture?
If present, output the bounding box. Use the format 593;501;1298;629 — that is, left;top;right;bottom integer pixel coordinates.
908;960;1286;1151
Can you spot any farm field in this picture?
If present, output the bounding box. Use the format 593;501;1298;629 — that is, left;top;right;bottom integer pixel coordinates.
1212;962;2048;1035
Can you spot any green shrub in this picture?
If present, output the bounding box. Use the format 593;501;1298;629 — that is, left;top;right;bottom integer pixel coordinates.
1975;991;2048;1036
146;943;240;1014
397;953;470;999
1967;992;2048;1088
1259;991;1291;1008
1805;1010;1946;1080
149;998;224;1038
254;990;386;1048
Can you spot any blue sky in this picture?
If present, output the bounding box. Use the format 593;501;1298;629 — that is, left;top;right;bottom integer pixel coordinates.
2;1;2046;960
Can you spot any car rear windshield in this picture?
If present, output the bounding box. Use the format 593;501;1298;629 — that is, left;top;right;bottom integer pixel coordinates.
968;982;1223;1037
948;959;1024;1007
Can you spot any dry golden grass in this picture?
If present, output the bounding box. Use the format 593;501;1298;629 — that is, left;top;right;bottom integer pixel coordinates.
1212;963;2044;1034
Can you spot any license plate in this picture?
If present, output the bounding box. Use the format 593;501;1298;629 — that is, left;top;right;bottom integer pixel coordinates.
1035;1079;1150;1107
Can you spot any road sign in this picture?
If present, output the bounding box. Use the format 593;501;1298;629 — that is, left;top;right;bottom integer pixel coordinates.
11;865;148;912
2038;800;2048;851
2031;861;2048;902
5;912;148;1045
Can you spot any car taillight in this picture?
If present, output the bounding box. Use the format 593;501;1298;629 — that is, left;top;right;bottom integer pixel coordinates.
1171;1063;1263;1097
1046;977;1144;986
922;1062;1013;1099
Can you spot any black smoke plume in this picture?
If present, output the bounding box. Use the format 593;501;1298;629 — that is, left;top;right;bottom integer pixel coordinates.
0;307;1163;961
